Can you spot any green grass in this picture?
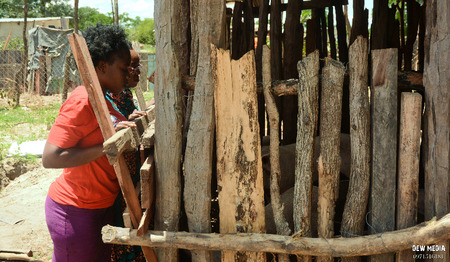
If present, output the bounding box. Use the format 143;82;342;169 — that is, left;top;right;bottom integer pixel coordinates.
140;44;156;53
0;102;61;160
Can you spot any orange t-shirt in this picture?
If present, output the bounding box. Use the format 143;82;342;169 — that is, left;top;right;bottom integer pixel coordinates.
47;86;127;209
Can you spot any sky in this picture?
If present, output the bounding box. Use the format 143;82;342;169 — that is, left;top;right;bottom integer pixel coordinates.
69;0;155;19
69;1;373;22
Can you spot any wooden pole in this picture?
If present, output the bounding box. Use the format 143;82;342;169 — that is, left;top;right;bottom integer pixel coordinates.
423;1;450;260
213;47;266;262
396;92;422;262
294;50;320;262
340;36;370;262
102;213;450;257
2;28;12;51
369;48;398;262
183;2;226;261
262;45;291;262
317;57;345;262
62;51;72;103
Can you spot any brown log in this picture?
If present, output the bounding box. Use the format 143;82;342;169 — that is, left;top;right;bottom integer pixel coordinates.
183;2;226;261
396;92;422;262
62;51;72;103
134;82;147;111
370;48;398;262
340;36;370;262
141;119;155;147
335;5;348;63
154;0;186;259
327;6;337;59
403;0;420;71
317;57;345;262
423;1;450;260
137;208;153;237
270;0;283;80
103;126;139;165
214;47;266;261
371;0;390;50
263;45;290;262
102;213;450;256
293;50;320;262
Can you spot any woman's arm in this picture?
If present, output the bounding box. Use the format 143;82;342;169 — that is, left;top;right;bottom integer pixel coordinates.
42;142;105;169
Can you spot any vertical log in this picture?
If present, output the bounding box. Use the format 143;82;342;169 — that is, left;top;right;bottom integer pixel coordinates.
62;51;72;103
327;6;337;60
255;0;269;139
270;0;283;80
294;50;319;262
231;2;244;60
311;10;323;58
335;5;348;64
340;36;370;262
184;2;226;261
369;48;398;262
404;0;420;71
349;0;369;46
423;0;450;260
283;0;302;145
371;0;389;50
317;57;345;262
263;45;291;262
418;4;425;72
396;92;422;262
319;8;328;58
214;47;266;262
154;0;187;259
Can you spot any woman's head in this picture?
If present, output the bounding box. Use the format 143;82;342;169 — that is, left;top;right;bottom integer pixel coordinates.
84;24;131;94
127;49;141;88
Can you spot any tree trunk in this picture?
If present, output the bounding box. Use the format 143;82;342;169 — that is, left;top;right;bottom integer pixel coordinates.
213;47;266;262
154;0;187;259
316;57;345;262
74;0;79;34
396;92;422;262
423;0;449;260
369;48;398;262
183;1;226;261
294;50;320;262
340;36;370;262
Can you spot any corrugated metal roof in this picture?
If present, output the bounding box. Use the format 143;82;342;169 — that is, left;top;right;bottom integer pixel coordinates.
0;17;71;23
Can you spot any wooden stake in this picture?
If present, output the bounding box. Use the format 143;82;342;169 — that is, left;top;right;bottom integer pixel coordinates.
317;57;345;262
214;47;266;262
294;50;320;262
340;36;370;262
396;92;422;261
263;45;290;262
370;48;398;262
102;214;450;257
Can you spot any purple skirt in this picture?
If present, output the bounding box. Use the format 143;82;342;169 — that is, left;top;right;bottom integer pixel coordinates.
45;195;113;262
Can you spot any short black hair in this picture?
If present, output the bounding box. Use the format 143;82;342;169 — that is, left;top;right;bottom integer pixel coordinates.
84;23;131;67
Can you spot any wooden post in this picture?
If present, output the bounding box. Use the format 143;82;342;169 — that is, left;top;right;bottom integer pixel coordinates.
270;0;283;81
340;36;370;262
213;47;266;262
183;2;226;261
369;48;398;262
317;57;345;262
396;92;422;262
294;50;320;262
327;6;337;59
154;0;186;260
62;51;72;103
423;0;449;260
335;5;348;63
263;45;291;262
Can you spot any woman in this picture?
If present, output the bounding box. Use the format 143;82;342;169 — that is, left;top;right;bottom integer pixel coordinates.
42;24;135;262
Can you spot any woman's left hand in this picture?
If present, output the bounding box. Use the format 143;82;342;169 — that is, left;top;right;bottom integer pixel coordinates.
115;121;137;131
128;109;147;121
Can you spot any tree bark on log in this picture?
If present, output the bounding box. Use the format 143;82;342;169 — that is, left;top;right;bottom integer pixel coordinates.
423;0;449;259
369;48;398;262
294;50;320;262
154;0;187;259
317;57;345;262
213;47;266;262
102;214;450;257
183;2;226;261
340;36;370;262
263;45;291;262
396;92;422;262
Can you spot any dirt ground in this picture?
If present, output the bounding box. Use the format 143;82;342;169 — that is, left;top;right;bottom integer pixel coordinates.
0;160;60;261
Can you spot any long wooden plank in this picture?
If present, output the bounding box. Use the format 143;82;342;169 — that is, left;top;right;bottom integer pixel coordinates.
68;33;157;262
369;48;398;262
214;47;266;262
102;213;450;257
141;155;155;210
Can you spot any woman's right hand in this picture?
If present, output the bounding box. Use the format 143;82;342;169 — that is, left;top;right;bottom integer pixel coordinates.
114;121;137;132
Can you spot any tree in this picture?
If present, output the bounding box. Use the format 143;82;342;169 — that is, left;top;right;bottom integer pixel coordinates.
76;6;112;31
130;18;155;45
0;0;72;18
